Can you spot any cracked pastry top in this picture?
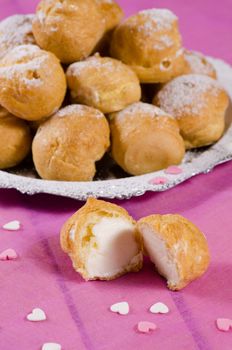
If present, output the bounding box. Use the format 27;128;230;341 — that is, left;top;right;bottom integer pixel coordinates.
109;102;185;175
66;54;141;114
32;0;106;64
32;104;110;181
153;74;229;149
110;8;186;83
0;44;66;121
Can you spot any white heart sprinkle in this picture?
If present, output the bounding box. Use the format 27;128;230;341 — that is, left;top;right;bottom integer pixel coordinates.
110;302;129;315
42;343;61;350
3;220;21;231
150;302;169;314
27;308;46;322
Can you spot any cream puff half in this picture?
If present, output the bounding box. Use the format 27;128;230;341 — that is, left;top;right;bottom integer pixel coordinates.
60;198;143;280
137;214;210;290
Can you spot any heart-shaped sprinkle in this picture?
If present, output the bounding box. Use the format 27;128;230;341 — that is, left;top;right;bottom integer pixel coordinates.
27;308;46;322
0;248;18;261
137;321;157;333
165;166;183;175
2;220;21;231
216;318;232;332
149;177;168;185
42;343;61;350
150;302;169;314
110;302;129;315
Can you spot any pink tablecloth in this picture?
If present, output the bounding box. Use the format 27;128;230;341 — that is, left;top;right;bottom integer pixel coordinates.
0;1;232;349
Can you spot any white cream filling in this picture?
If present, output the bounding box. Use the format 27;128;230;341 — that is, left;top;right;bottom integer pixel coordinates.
85;217;141;278
140;224;179;286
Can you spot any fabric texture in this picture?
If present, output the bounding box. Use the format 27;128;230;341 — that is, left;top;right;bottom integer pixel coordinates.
0;1;232;349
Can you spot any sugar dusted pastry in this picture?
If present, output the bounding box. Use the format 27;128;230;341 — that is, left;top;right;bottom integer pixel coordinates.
0;45;66;121
67;55;141;114
0;106;31;169
60;198;143;280
32;0;105;64
154;74;229;149
109;102;185;175
137;214;210;290
183;50;217;79
110;9;186;83
32;105;110;181
0;14;36;60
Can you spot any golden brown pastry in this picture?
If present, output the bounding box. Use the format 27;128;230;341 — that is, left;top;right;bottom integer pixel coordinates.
0;14;36;60
109;102;185;175
32;0;105;64
137;214;210;290
93;0;124;56
154;74;229;149
0;44;66;121
183;50;217;79
95;0;124;31
110;8;186;83
66;55;141;114
60;198;143;280
32;105;110;181
0;106;31;169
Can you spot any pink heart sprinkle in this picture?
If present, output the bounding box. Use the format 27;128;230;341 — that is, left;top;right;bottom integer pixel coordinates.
0;248;18;261
165;166;183;175
149;177;168;185
216;318;232;332
137;321;157;333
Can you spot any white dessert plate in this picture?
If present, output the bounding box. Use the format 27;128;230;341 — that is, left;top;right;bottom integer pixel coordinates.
0;57;232;200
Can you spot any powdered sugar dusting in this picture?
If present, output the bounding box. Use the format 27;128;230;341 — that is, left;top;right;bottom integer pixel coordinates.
156;74;223;117
4;44;41;62
0;14;35;60
0;45;47;87
67;56;120;77
36;0;64;25
154;35;174;50
36;10;46;24
56;105;104;119
138;9;177;33
184;50;216;77
36;9;59;33
175;48;184;57
115;102;171;121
